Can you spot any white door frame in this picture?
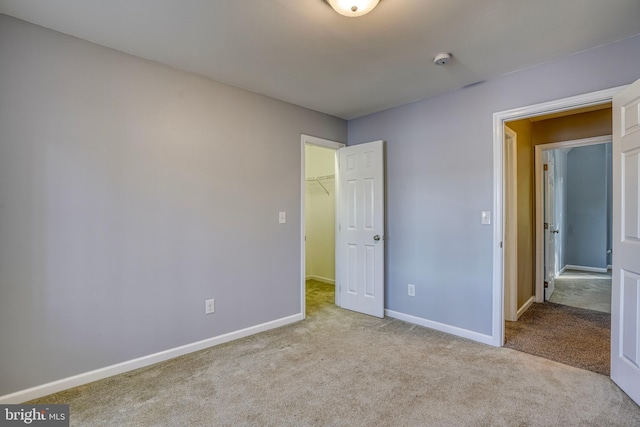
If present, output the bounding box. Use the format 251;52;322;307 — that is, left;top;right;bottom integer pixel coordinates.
534;135;612;302
504;126;518;322
491;85;625;346
300;134;345;319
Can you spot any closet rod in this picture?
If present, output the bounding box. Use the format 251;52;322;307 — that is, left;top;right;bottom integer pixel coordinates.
305;174;334;196
305;174;335;181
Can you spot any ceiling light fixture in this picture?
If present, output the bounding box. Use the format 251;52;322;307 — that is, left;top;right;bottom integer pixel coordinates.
326;0;380;17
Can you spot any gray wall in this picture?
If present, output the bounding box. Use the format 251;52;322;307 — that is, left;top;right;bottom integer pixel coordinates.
348;34;640;336
565;144;610;269
0;14;346;396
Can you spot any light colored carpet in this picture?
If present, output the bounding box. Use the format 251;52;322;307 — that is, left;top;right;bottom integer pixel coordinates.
549;269;611;313
29;281;640;426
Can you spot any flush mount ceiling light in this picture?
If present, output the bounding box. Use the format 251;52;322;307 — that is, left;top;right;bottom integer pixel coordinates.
326;0;380;17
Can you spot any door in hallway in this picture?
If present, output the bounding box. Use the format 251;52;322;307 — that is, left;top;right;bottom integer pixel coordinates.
544;153;558;301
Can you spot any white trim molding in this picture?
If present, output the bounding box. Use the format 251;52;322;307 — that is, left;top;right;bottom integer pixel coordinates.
385;310;494;346
491;85;625;347
305;275;335;285
534;135;612;302
564;264;609;274
0;313;303;404
504;125;519;322
516;296;535;320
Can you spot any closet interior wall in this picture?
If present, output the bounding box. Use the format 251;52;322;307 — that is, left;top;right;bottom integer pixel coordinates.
305;145;336;284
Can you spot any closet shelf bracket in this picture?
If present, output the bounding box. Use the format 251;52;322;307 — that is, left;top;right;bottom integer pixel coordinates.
315;179;330;195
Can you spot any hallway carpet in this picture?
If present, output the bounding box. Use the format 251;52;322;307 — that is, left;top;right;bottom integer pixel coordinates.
505;302;610;375
29;283;637;426
549;269;611;313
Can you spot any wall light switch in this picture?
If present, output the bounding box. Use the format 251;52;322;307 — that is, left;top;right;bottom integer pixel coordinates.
481;211;491;225
279;211;286;224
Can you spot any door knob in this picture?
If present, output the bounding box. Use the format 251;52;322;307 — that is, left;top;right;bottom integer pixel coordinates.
373;235;381;241
551;229;559;234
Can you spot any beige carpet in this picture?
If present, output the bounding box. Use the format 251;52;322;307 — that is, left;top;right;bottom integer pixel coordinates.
549;270;611;313
505;302;610;375
29;281;639;426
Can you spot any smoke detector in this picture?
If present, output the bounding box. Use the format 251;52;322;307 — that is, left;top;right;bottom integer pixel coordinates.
434;52;452;66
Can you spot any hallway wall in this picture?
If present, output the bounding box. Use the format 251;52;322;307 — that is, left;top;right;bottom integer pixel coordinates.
503;119;535;309
566;144;609;269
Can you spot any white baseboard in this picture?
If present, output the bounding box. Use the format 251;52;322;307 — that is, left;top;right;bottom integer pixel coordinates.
516;296;535;319
565;264;608;273
558;265;567;276
305;275;335;285
385;310;494;346
0;313;303;404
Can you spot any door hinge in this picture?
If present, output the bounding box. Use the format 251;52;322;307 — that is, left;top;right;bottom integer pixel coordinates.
544;222;549;230
543;164;548;171
500;241;503;249
544;281;549;288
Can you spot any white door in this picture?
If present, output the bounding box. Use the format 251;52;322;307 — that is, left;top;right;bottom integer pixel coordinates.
544;154;557;301
336;140;385;318
611;78;640;405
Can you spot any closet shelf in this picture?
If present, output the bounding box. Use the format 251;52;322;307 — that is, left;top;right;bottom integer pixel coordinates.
305;174;335;182
305;174;334;196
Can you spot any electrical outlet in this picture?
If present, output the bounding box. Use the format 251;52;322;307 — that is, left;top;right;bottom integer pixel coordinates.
408;284;415;297
205;299;215;314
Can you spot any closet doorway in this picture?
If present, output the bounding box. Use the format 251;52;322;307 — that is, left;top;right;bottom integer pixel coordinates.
301;135;344;317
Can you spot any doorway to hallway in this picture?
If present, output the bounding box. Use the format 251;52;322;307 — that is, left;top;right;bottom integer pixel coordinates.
502;109;613;376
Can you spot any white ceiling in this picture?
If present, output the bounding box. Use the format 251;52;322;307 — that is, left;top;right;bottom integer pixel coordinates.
1;0;639;119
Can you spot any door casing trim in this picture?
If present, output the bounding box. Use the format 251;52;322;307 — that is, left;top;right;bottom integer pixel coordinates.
300;134;345;318
504;125;518;322
491;85;625;346
534;135;612;303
